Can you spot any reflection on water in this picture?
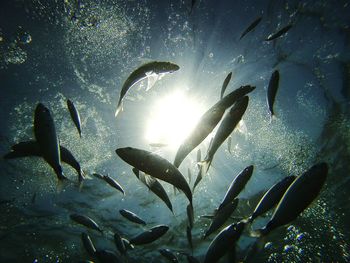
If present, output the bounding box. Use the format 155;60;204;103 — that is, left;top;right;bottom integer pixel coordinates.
0;0;349;262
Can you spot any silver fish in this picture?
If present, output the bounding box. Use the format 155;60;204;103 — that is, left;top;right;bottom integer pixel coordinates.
114;232;126;255
103;174;125;195
204;222;245;263
115;61;179;117
174;85;255;168
81;232;96;257
5;141;85;182
218;165;254;211
132;168;173;213
265;24;292;41
70;213;102;233
119;209;146;225
220;72;232;99
204;199;239;238
116;147;192;207
239;16;262;40
247;175;296;223
256;163;328;236
159;248;178;262
34;103;65;180
67;99;82;137
130;225;169;245
202;96;249;173
266;70;280;119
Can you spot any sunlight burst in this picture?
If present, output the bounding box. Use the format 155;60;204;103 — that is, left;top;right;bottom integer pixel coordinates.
145;90;204;149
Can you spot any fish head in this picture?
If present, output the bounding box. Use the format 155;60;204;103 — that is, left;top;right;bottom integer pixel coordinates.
157;62;180;74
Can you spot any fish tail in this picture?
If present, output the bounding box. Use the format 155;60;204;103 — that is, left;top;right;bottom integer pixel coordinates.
240;216;253;224
198;159;211;175
115;101;123;117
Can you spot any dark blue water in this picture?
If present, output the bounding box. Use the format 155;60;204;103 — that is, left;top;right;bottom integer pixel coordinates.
1;0;349;262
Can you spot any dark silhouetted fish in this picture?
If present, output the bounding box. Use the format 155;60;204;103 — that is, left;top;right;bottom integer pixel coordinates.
132;168;173;213
159;248;179;262
70;213;102;233
204;222;245;263
130;225;169;245
240;16;262;40
114;232;126;255
115;61;180;117
34;103;65;180
187;204;194;229
254;163;328;236
95;249;121;263
246;175;296;223
201;96;249;173
116;147;192;206
81;232;96;257
220;72;232;99
204;199;239;238
265;24;292;41
67;99;82;137
218;165;254;211
186;225;193;252
266;70;280;120
103;174;125;195
174;85;255;168
119;209;146;225
5;141;85;182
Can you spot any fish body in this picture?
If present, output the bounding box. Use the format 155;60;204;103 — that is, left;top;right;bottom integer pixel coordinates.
174;85;255;168
203;96;249;172
186;225;193;251
187;168;192;184
119;209;146;225
130;225;169;245
240;16;262;40
114;232;126;255
204;222;245;263
115;61;179;117
132;168;173;213
249;176;296;222
265;24;292;41
258;163;328;236
266;70;280;118
81;233;96;256
34;103;65;180
95;250;121;263
116;147;192;206
159;248;178;262
70;213;102;233
67;99;82;137
220;72;232;99
193;169;202;191
187;204;194;229
218;165;254;211
6;141;85;182
204;199;239;238
103;175;125;195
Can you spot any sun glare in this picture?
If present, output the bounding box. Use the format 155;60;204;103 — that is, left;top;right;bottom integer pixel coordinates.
145;90;204;149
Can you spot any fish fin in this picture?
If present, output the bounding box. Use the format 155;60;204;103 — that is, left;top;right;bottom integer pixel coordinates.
115;101;123;117
197;159;211;174
146;72;160;91
269;113;277;124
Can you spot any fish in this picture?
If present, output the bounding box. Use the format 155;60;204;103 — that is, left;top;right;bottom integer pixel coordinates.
204;199;239;238
187;204;194;229
254;163;328;236
67;99;82;137
34;103;66;180
119;209;146;225
103;174;125;195
220;72;232;99
122;237;134;251
129;225;169;245
186;225;193;252
192;169;202;192
266;70;280;120
174;85;255;168
201;96;249;173
204;222;245;263
189;0;196;14
95;249;121;263
114;232;126;255
81;232;96;257
196;149;201;163
227;136;232;154
239;16;262;40
5;141;85;182
246;176;296;223
116;147;192;207
70;213;102;233
159;248;179;262
115;61;180;117
187;168;192;184
132;168;173;213
265;24;292;41
218;165;254;211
